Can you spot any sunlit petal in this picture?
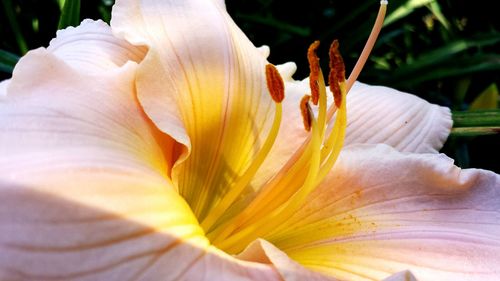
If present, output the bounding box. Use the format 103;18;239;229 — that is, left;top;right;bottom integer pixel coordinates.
0;176;279;280
111;0;277;220
239;239;338;281
0;39;279;280
265;144;500;281
48;19;146;73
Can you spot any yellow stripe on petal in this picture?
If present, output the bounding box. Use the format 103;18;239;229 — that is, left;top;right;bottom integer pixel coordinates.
264;144;500;281
112;0;278;224
205;42;349;255
201;64;284;232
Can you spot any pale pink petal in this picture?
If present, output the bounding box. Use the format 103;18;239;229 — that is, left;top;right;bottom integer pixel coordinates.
210;0;226;9
48;19;147;73
345;82;452;153
0;46;279;280
181;247;279;281
111;0;277;219
0;80;7;98
3;49;167;173
239;239;338;281
257;45;271;59
264;144;500;281
383;271;418;281
276;62;298;82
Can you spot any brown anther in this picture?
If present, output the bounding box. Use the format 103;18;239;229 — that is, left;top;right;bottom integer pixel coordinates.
329;40;345;108
307;41;321;105
265;64;285;103
300;95;313;132
330;80;341;108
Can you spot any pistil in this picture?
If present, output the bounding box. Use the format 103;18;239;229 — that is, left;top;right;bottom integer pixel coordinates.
327;0;388;121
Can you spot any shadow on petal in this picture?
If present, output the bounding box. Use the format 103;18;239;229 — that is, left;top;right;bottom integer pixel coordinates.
0;186;280;281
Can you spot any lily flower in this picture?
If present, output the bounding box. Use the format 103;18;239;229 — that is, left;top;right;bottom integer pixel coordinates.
1;0;499;280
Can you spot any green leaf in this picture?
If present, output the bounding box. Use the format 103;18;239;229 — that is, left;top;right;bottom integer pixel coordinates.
451;110;500;137
367;33;500;85
390;53;500;86
470;84;499;110
58;0;66;10
384;0;435;26
0;49;20;73
58;0;81;29
450;127;500;137
426;1;451;30
453;110;500;127
395;34;500;74
1;0;28;54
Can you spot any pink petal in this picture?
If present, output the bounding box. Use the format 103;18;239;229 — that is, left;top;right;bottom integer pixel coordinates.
0;27;280;281
48;19;146;73
0;80;7;98
111;0;277;219
264;144;500;281
239;239;338;281
345;82;452;153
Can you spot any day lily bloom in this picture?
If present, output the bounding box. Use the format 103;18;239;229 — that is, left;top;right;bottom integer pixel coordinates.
1;0;499;280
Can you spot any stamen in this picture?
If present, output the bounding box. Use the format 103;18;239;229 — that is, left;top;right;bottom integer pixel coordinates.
321;41;347;163
265;64;285;103
307;41;321;105
209;42;350;255
215;116;322;254
306;40;328;137
318;81;347;183
208;43;330;242
300;95;313;131
207;145;311;243
328;40;345;108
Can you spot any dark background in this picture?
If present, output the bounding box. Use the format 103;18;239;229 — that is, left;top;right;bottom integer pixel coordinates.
1;0;499;172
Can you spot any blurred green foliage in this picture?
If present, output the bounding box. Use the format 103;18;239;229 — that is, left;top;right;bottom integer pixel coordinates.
1;0;499;172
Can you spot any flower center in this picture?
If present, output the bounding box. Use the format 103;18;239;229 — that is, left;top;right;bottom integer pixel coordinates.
197;1;388;255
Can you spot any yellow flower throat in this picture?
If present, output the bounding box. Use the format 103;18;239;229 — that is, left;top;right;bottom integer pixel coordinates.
185;2;387;255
